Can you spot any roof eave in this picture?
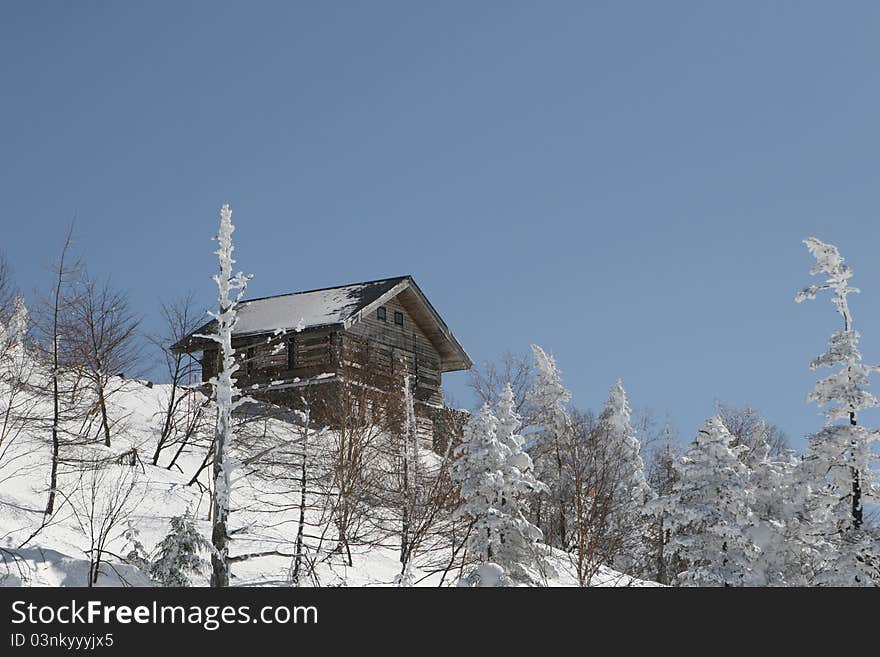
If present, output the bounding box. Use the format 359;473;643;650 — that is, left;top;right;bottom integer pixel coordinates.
440;357;473;373
169;321;345;354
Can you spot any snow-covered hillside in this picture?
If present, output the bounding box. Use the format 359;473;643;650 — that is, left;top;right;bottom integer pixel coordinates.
0;376;655;588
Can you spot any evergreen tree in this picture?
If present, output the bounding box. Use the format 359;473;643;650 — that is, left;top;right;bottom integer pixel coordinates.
453;394;544;586
643;423;679;585
493;383;546;579
661;416;758;586
526;344;572;547
795;237;879;585
748;448;810;585
595;380;654;573
150;508;212;587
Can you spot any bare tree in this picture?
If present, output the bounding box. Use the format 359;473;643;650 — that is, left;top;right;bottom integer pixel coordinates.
65;276;142;448
223;396;330;586
0;251;17;325
369;373;461;582
37;225;80;516
715;402;789;465
0;298;39;492
468;351;538;429
149;293;205;466
630;407;669;461
226;338;407;575
560;409;623;585
559;407;658;585
168;392;212;475
394;459;459;583
221;356;460;586
69;457;142;586
316;340;391;566
289;403;317;585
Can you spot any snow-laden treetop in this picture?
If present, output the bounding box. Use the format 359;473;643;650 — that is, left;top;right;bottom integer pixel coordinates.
795;237;879;422
795;237;859;330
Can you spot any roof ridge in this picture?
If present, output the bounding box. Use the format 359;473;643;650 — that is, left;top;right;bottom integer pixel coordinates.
239;275;412;305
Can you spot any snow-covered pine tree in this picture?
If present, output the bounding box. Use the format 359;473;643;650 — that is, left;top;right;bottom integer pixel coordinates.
198;204;251;588
453;394;544;586
526;344;572;547
594;380;654;574
662;416;758;586
6;297;27;347
150;508;212;587
457;562;510;588
0;296;28;367
453;404;510;586
493;383;546;580
0;298;36;485
795;237;879;585
748;448;808;586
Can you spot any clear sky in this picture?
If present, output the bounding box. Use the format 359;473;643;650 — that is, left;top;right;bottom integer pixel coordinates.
2;1;879;448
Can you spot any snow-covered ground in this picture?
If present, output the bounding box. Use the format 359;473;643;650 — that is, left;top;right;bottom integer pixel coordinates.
0;376;656;588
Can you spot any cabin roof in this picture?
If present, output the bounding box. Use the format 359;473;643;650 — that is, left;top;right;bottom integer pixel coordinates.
172;275;472;372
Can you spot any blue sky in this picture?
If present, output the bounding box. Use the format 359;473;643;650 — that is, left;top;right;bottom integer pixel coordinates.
2;1;879;448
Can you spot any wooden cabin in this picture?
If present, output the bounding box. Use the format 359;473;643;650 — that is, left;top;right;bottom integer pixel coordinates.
171;276;471;445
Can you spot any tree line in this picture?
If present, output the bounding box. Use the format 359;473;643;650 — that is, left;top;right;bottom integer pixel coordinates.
0;210;877;586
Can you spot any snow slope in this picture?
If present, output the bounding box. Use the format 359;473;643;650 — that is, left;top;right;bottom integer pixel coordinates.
0;377;656;587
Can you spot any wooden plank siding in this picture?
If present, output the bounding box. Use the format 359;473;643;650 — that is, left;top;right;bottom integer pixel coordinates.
198;295;443;407
200;327;339;389
198;290;447;448
346;294;444;406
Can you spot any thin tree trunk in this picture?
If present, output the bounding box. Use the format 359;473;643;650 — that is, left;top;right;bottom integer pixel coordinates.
187;433;215;487
167;430;191;472
210;412;229;587
291;421;308;584
400;378;412;568
850;410;862;529
44;227;73;517
45;356;60;516
657;516;667;585
154;371;179;465
91;553;102;586
554;437;566;547
97;383;111;447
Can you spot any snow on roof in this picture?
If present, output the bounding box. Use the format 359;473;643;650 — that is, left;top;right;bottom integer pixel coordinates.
233;276;406;335
178;277;408;347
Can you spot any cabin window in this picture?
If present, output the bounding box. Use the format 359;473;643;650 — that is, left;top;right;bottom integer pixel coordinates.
377;306;387;322
394;311;404;326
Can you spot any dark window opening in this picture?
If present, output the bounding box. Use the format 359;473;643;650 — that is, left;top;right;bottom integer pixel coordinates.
394;311;404;326
287;336;296;370
377;306;387;321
